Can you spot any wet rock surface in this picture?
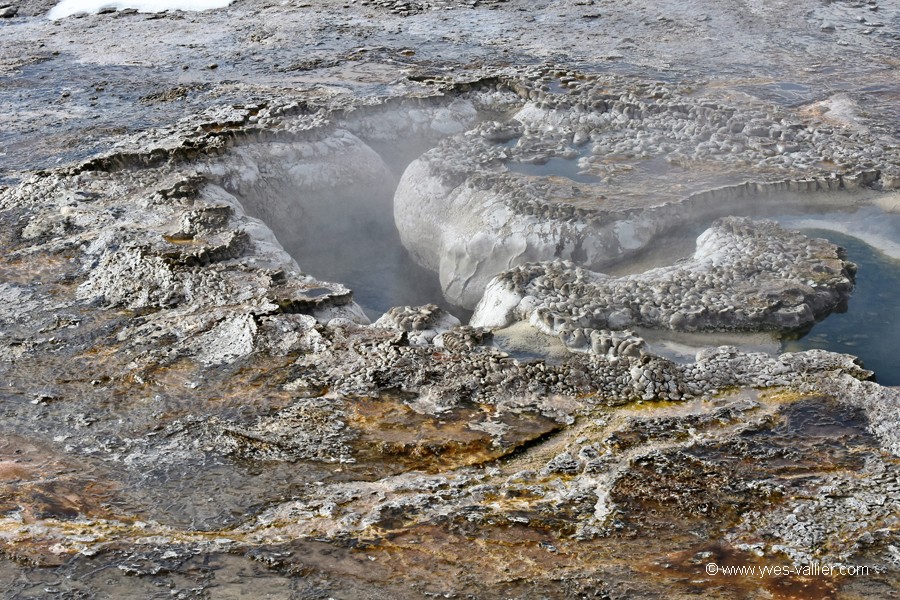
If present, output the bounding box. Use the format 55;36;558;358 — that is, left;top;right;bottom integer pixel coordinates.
2;0;900;598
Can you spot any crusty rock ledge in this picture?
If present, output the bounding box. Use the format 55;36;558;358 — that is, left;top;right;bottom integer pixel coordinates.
393;73;897;308
471;216;856;335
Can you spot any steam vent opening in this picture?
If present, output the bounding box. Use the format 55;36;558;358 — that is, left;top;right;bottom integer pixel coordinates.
205;98;499;322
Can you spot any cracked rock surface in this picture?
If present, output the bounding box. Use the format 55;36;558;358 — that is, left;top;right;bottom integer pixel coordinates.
1;0;900;598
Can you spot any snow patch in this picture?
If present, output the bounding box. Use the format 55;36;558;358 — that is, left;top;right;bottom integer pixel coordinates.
48;0;233;19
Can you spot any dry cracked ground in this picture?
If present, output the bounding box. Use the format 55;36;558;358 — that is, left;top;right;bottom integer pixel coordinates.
2;0;900;598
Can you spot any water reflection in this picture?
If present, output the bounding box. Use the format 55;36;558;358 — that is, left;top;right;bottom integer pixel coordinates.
781;229;900;386
506;155;602;184
286;222;466;322
588;202;900;386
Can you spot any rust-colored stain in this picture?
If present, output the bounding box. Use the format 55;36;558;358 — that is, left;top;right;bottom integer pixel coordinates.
0;436;121;525
347;395;561;472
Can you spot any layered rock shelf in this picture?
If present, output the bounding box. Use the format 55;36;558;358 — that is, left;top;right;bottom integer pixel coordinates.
472;216;856;334
394;76;897;308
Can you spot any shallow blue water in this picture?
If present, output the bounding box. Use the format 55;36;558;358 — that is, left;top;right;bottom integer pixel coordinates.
507;157;601;184
781;229;900;386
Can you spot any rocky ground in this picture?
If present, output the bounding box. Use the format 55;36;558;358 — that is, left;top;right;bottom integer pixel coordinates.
2;0;900;598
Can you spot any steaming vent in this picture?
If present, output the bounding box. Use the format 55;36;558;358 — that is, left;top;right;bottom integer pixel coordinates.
203;97;495;323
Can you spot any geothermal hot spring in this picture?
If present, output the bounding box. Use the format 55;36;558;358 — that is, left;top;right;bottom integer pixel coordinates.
205;97;900;386
603;208;900;386
5;47;900;595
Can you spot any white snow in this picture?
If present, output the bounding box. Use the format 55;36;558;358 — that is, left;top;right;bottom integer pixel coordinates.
48;0;233;19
